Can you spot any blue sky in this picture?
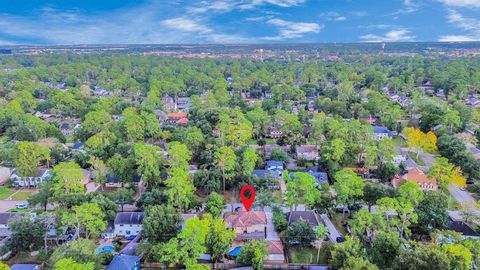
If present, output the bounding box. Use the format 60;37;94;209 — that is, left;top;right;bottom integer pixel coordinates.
0;0;479;44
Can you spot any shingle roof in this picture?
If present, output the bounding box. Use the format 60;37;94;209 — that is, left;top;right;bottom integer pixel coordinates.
286;211;320;227
448;217;480;237
268;240;284;254
266;160;283;168
106;255;140;270
373;126;392;135
225;211;267;228
401;167;436;187
0;213;24;225
114;212;144;225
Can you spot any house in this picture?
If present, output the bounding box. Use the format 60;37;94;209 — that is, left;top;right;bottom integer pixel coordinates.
266;240;285;264
264;144;290;159
308;171;328;187
107;255;141;270
162;96;176;111
10;168;51;187
225;210;267;240
60;123;74;137
113;212;144;237
373;126;393;141
393;148;407;166
177;97;190;111
392;167;438;190
467;144;480;161
153;110;168;123
105;174;141;188
447;217;480;239
286;211;320;227
10;265;39;270
166;112;189;125
0;213;24;240
267;127;283;139
296;145;320;161
466;97;480;107
266;160;284;171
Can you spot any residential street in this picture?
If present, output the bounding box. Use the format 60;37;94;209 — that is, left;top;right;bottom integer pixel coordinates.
448;185;476;204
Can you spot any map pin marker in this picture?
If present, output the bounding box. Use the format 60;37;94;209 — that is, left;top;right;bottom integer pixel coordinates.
240;185;256;212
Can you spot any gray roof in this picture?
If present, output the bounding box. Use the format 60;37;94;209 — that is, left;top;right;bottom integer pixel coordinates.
0;213;24;225
252;170;281;178
286;211;320;227
309;172;328;186
266;160;284;168
107;255;140;270
114;212;144;225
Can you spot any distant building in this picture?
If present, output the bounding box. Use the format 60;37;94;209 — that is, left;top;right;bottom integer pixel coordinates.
392;167;437;190
166;112;189;125
286;211;320;227
267;127;283;139
225;210;267;240
113;212;144;237
296;145;320;161
373;126;393;141
264;144;290;159
107;255;141;270
10;168;51;187
176;97;190;111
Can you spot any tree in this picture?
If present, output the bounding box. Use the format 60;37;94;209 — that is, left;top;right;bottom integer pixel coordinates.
285;172;320;210
28;179;54;211
0;263;8;270
272;207;288;233
363;182;396;212
237;240;269;270
54;258;95;270
428;157;466;189
315;224;329;240
142;204;182;243
373;162;399;183
62;202;106;238
321;138;346;163
443;243;472;270
205;217;236;265
399;181;424;206
165;167;195;211
333;169;365;219
370;231;401;269
133;142;163;188
415;191;449;235
340;257;378;270
167;141;192;171
393;242;450;270
313;183;335;215
215;146;237;193
8;216;47;252
241;147;258;176
285;219;316;247
205;192;226;218
330;236;364;270
49;239;97;267
88;156;107;189
270;148;288;162
378;138;397;163
15;141;50;176
110;188;134;212
52;161;85;198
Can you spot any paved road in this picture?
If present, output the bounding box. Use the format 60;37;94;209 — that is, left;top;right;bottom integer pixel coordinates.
320;214;341;243
0;200;26;212
265;210;280;240
448;185;476;204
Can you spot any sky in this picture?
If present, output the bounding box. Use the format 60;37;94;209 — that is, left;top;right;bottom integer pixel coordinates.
0;0;479;45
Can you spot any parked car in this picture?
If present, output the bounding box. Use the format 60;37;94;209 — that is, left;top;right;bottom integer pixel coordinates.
126;235;137;241
336;236;346;243
15;203;28;209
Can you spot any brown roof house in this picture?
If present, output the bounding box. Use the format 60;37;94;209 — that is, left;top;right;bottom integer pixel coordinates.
392;167;438;191
225;210;267;240
266;240;285;264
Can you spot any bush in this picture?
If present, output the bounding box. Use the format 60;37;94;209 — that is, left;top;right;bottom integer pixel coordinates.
98;252;114;265
272;207;287;233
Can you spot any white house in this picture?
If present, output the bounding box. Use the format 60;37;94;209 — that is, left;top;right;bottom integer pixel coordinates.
10;168;51;187
113;212;144;237
373;126;393;141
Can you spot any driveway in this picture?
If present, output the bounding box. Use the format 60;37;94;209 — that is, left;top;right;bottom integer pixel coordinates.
320;214;342;243
448;185;476;204
265;210;280;240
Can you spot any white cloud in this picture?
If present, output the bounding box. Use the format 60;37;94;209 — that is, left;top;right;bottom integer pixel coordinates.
360;29;416;42
438;9;480;41
262;18;321;40
187;1;236;14
392;0;420;15
439;0;480;8
161;17;212;34
320;12;347;22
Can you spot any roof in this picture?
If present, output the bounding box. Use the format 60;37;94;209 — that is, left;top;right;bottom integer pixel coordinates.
373;126;392;135
252;169;281;178
286;211;320;227
268;240;284;254
114;212;144;225
72;142;84;149
296;145;319;153
0;213;24;225
60;123;70;130
266;160;283;168
106;255;140;270
448;217;480;237
176;117;189;124
401;167;436;187
10;265;38;270
167;112;188;119
308;172;328;185
225;211;267;228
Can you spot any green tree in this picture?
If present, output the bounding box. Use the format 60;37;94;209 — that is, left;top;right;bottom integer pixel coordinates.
399;181;424;206
133;142;163;188
54;258;95;270
241;147;258;176
330;236;364;270
340;257;378;270
167;141;192;171
416;191;448;235
143;204;182;243
237;240;269;270
0;262;9;270
205;192;226;218
110;188;134;212
28;179;54;211
333;169;365;219
8;216;47;252
285;172;320;210
49;239;97;268
165;167;195;211
370;231;401;269
52;161;85;198
88;156;107;189
15;141;50;176
205;217;236;265
215;146;237;193
285;219;316;247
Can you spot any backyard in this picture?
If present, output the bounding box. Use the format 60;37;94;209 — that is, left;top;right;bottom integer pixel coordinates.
287;246;328;264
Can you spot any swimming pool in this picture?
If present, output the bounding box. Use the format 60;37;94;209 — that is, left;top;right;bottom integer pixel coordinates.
96;245;114;255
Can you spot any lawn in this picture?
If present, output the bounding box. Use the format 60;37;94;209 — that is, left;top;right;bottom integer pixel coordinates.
7;208;29;213
392;136;407;147
11;191;32;200
288;246;327;264
408;152;425;166
329;212;348;235
0;187;13;200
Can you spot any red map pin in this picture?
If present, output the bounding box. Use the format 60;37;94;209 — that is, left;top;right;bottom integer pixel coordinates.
240;185;256;212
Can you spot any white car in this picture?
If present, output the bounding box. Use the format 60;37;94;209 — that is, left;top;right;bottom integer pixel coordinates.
15;203;28;209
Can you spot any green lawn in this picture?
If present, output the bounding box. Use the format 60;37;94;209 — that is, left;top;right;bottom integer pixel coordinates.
11;191;32;200
0;187;13;200
7;208;29;213
288;246;326;264
408;152;425;166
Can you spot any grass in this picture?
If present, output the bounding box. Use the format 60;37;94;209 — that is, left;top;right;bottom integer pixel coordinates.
7;208;29;213
0;187;13;200
11;191;32;200
288;246;326;264
408;152;425;166
329;212;348;235
392;136;407;147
